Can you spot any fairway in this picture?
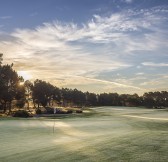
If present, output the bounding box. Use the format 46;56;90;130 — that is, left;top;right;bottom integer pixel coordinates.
0;107;168;162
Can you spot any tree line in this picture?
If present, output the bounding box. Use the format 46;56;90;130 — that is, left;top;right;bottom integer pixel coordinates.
0;54;168;113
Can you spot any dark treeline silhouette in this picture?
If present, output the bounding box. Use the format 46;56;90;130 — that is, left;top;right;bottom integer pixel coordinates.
0;57;25;113
0;55;168;113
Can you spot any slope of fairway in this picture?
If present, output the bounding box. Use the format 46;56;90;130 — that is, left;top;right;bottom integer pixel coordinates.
0;107;168;162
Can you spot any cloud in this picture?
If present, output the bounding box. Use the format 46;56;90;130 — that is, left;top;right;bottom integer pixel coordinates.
136;72;144;75
0;16;12;19
51;75;145;95
1;15;135;77
140;81;161;86
142;62;168;67
30;12;38;17
79;77;142;90
124;0;133;4
0;5;168;94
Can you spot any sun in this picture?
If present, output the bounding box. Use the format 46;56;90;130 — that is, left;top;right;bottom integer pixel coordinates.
18;71;32;81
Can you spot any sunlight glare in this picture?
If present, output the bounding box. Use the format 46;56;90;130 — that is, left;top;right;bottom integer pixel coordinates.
19;82;24;86
18;71;32;81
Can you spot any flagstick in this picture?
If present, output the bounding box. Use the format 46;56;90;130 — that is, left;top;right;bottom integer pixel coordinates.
53;108;56;133
53;119;55;133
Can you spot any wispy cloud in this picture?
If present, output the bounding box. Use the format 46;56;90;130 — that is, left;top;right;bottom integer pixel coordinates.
0;5;168;94
142;62;168;67
0;16;12;19
52;75;145;94
140;81;160;86
78;76;142;90
30;12;38;17
136;72;144;75
124;0;133;4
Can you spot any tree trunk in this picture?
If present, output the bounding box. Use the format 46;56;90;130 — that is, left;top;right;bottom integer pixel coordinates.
33;99;36;109
3;102;7;113
27;100;29;110
8;101;12;113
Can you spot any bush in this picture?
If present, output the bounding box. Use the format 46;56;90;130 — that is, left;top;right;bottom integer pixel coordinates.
66;109;73;114
56;109;67;114
45;107;54;114
36;108;42;114
76;109;83;113
16;99;25;108
13;110;29;118
55;108;73;114
44;107;73;114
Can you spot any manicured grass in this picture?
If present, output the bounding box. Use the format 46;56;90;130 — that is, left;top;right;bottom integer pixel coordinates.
0;107;168;162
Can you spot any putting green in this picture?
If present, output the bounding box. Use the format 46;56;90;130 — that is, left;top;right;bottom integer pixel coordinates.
0;107;168;162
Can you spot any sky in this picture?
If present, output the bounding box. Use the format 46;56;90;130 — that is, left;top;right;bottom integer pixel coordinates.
0;0;168;95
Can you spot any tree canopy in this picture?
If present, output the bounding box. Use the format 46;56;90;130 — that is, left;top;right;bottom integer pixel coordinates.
0;64;25;112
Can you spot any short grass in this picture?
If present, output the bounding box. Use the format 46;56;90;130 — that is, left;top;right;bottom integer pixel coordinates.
0;107;168;162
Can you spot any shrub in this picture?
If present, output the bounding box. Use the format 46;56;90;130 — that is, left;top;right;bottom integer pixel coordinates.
13;110;29;118
45;107;54;114
16;99;25;108
76;109;83;113
36;108;42;114
56;109;67;114
66;109;73;114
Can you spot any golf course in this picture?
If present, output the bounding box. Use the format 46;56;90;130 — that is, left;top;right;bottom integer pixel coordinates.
0;107;168;162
